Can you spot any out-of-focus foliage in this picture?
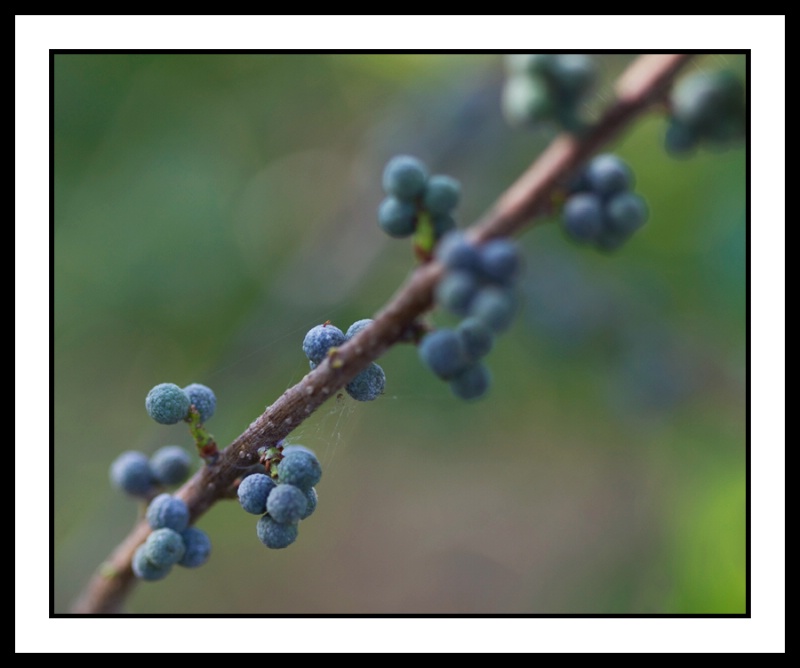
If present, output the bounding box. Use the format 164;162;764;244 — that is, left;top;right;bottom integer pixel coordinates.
54;54;746;614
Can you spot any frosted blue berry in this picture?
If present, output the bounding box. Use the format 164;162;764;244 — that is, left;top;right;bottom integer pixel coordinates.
435;270;480;316
501;75;553;127
277;449;322;490
585;154;633;198
110;450;154;497
432;213;457;237
132;544;172;581
178;527;211;568
478;239;522;285
382;155;429;200
146;493;190;532
303;323;346;364
418;329;469;380
456;317;494;362
422;174;461;215
449;362;492;400
345;319;373;340
267;483;308;524
665;119;699;156
237;473;276;515
378;196;417;238
145;383;191;425
346;362;386;401
257;515;298;550
470;286;518;333
605;192;648;236
436;232;480;272
551;54;597;99
182;383;216;423
149;445;192;486
143;527;186;568
301;487;318;520
563;193;604;243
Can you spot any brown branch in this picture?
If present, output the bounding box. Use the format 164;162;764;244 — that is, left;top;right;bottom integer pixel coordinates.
69;53;693;614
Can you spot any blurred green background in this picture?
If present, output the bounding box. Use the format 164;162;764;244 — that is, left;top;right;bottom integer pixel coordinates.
53;53;746;614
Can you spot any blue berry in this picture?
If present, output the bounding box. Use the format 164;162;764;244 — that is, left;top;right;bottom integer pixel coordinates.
346;362;386;401
237;473;276;515
267;483;308;524
257;515;298;550
422;175;461;215
382;155;429;201
132;544;172;581
145;383;191;425
302;323;346;364
585;154;634;198
449;362;491;400
435;232;480;272
605;192;648;236
301;487;318;520
432;213;457;237
665;119;699;156
345;319;373;340
378;196;417;238
178;527;211;568
418;329;469;380
470;286;517;333
478;239;522;284
182;383;216;423
456;317;494;362
501;75;553;127
110;451;154;497
550;54;596;99
435;270;480;316
149;445;192;486
146;493;190;532
143;527;186;568
277;449;322;490
563;193;605;243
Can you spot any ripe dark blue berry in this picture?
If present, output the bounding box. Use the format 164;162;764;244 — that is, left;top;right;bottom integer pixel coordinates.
418;329;468;380
345;362;386;402
238;473;276;515
178;527;212;568
142;527;186;568
149;445;192;486
257;514;299;550
303;323;346;364
382;155;429;201
183;383;216;423
277;449;322;490
146;493;190;532
110;451;154;497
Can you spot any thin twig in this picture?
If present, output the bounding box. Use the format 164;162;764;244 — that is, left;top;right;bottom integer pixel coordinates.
69;53;693;614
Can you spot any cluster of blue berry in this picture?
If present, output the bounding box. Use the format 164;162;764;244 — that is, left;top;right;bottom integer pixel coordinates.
144;382;216;425
561;154;648;251
418;232;523;400
110;445;193;498
132;493;211;580
502;54;597;133
304;319;385;401
377;155;460;242
665;70;745;156
238;443;321;550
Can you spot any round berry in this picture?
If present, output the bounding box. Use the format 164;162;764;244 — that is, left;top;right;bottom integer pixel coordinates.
145;383;191;425
449;362;492;401
382;155;429;200
605;192;648;236
563;193;604;243
469;286;517;333
301;487;318;520
302;324;346;364
267;483;308;524
149;445;192;486
237;473;276;515
435;270;480;316
257;515;298;550
132;544;172;581
142;527;186;568
146;493;190;532
456;317;494;362
422;174;461;215
378;196;417;238
418;329;469;380
178;527;211;568
109;451;154;497
551;54;596;98
435;232;480;272
345;319;374;340
277;449;322;490
585;154;633;198
346;362;386;402
182;383;216;423
477;239;522;284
